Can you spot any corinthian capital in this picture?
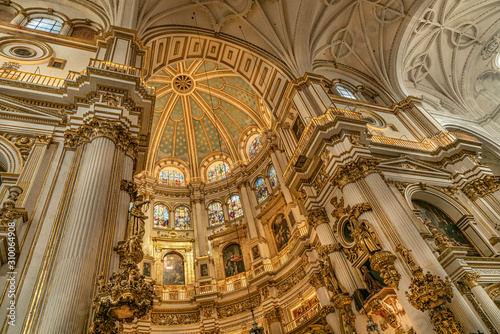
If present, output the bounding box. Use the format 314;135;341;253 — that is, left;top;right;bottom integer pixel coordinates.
460;272;480;289
307;207;329;228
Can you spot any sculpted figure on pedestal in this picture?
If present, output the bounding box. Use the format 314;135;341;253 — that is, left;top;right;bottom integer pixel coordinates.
348;216;381;255
128;196;150;238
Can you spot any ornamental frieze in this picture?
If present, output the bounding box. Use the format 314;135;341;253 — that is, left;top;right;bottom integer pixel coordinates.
216;294;261;319
276;262;307;296
151;311;200;325
462;175;500;201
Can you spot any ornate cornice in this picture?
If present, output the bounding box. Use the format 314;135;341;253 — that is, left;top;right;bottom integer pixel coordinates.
461;175;500;201
34;134;52;145
331;157;379;189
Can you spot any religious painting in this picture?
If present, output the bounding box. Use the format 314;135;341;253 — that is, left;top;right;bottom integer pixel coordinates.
163;253;185;285
143;262;151;277
292;115;305;141
288;211;296;227
273;214;291;251
412;200;470;246
174;206;191;229
252;245;261;260
200;263;209;277
342;220;355;243
223;244;245;278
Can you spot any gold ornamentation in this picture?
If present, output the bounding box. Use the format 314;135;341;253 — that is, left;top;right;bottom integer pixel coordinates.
318;243;342;256
424;219;458;252
307;207;329;228
462;175;500;201
486;283;500;300
264;306;282;323
126;196;150;239
319;258;346;295
216;294;261;318
459;272;480;289
395;244;420;275
348;216;381;255
13;136;35;159
331;294;355;329
34;134;52;145
102;91;121;107
370;251;401;290
277;263;307;296
199;304;214;318
319;305;335;317
308;272;325;289
330;196;345;220
312;165;330;194
331;158;379;189
320;148;332;165
368;299;399;330
90;231;157;333
0;187;26;235
120;179;137;200
151;311;199;325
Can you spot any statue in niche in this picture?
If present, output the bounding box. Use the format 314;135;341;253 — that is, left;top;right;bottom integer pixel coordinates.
319;258;346;295
361;266;384;294
348;216;381;255
128;196;150;238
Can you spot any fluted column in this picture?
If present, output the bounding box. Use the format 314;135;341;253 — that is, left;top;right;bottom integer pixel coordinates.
461;272;500;331
194;199;207;256
38;119;136;333
309;273;341;334
269;149;292;202
11;11;26;25
238;182;259;238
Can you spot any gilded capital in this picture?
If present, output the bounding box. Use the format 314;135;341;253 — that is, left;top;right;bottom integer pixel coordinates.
307;207;329;228
318;243;342;256
370;251;400;290
264;307;282;323
308;272;325;289
331;158;379;189
460;272;480;289
462;175;500;201
34;134;52;145
319;305;335;317
331;294;355;329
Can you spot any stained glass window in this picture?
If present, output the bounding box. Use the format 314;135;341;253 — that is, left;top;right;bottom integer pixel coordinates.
208;202;224;226
26;18;62;34
174;206;191;229
248;136;261;158
336;86;356;99
159;169;184;186
255;177;269;203
154;204;169;229
227;195;243;220
269;167;278;188
207;163;230;182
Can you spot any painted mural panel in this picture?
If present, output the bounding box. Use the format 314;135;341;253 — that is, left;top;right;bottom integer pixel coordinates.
273;214;291;251
163;253;185;285
223;244;245;278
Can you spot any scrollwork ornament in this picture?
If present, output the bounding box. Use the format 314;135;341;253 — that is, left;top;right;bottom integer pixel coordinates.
319;305;335;317
264;307;282;323
309;271;325;289
34;133;52;145
13;136;35;159
370;251;401;290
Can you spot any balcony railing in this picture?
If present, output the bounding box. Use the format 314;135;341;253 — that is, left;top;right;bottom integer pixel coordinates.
283;108;365;181
0;69;66;87
218;272;247;293
88;58;142;76
158;285;195;301
370;131;480;152
284;302;322;332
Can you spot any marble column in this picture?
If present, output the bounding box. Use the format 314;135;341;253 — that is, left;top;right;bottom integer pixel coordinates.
38;120;134;333
461;272;500;332
11;12;26;25
238;182;259;238
350;169;488;333
309;273;341;334
264;307;285;334
194;199;207;256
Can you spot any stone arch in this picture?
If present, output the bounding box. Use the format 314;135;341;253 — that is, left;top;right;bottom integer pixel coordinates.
0;135;23;174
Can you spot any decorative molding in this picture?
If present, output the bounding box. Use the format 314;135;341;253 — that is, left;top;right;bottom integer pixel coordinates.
331;158;379;189
370;251;400;290
459;272;480;289
307;207;329;228
461;176;500;201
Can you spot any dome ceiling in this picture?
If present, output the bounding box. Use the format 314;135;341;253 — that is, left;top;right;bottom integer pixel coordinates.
148;60;267;176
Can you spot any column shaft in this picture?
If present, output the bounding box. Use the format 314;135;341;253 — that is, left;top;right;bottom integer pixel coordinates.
471;285;500;331
39;137;117;333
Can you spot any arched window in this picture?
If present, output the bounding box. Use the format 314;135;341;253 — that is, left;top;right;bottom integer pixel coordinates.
269;167;278;188
207;163;230;182
154;204;169;229
273;214;291;251
174;206;191;229
227;195;243;219
208;202;224;226
163;252;185;285
412;200;472;248
248;136;261;158
223;244;245;278
336;85;356;99
255;177;268;203
25;18;62;34
159;168;184;186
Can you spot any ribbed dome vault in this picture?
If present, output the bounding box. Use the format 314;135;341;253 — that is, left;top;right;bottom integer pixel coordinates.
148;60;269;178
